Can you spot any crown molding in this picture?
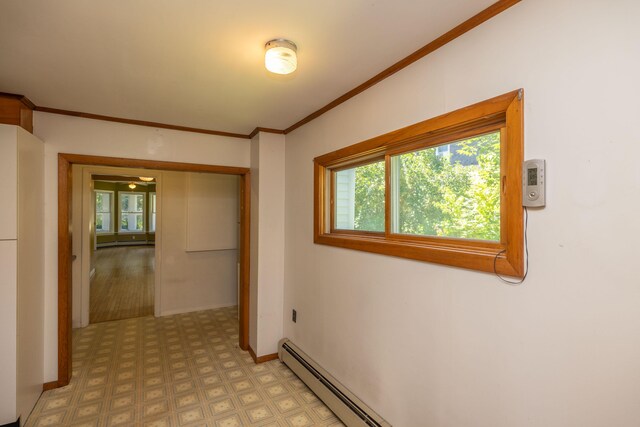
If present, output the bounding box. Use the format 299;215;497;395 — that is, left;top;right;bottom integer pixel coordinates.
34;106;251;139
3;0;520;140
249;127;286;139
284;0;521;134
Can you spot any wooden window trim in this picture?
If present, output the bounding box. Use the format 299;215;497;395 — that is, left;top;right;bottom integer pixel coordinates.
313;90;524;277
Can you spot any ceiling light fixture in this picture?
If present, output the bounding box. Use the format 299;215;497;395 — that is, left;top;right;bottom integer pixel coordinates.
265;39;297;75
128;182;137;190
139;176;154;182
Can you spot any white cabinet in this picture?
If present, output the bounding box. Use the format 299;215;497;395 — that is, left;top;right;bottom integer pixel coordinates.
0;240;18;423
0;126;18;240
0;124;44;425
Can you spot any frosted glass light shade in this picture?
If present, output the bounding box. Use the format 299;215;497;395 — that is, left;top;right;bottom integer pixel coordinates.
265;39;297;75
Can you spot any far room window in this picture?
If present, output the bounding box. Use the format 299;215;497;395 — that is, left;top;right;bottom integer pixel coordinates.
95;190;113;234
119;192;145;233
314;90;524;277
149;192;157;233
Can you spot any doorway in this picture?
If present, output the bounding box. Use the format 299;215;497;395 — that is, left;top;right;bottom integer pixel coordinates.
51;153;251;389
90;174;157;324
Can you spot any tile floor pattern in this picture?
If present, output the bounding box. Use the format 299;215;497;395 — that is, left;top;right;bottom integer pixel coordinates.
26;306;345;427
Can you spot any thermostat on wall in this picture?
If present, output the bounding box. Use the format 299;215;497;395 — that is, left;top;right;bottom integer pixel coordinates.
523;159;545;207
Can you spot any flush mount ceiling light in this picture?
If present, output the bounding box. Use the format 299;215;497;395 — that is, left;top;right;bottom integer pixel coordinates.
128;182;137;190
265;39;297;75
139;176;154;182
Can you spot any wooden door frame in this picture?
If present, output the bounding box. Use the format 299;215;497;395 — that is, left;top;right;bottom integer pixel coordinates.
49;153;251;389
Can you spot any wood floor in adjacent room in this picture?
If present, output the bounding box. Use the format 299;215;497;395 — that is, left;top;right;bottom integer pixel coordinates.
90;245;155;324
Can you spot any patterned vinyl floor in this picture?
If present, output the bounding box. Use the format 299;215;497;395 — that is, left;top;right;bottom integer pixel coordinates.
26;306;344;427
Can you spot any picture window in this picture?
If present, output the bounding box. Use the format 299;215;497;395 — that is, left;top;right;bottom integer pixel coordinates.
314;90;525;277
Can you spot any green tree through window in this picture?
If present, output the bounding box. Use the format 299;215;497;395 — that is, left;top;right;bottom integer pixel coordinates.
392;131;500;241
353;161;385;232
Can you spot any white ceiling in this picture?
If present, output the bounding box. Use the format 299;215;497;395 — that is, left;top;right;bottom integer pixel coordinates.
0;0;497;134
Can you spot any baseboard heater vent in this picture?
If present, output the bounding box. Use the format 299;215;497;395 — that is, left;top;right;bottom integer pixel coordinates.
278;338;391;427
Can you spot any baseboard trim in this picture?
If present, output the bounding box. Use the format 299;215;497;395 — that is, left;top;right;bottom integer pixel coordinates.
96;242;156;248
159;303;237;317
0;417;19;427
43;380;60;391
248;345;279;364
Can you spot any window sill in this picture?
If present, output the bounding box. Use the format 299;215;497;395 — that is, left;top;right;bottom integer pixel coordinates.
314;232;522;277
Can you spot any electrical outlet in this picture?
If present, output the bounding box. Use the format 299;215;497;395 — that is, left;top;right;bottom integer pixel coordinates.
292;309;297;323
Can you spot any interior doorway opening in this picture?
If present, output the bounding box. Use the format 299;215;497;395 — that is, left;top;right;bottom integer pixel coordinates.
89;173;157;324
51;153;251;390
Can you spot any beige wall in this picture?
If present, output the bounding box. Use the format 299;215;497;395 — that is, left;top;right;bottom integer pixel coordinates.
283;1;640;426
34;113;250;382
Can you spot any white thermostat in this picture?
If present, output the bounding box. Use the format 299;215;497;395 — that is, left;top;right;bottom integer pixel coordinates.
523;159;545;207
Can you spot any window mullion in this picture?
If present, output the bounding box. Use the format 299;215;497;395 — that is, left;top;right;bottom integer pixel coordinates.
390;156;400;236
329;170;336;232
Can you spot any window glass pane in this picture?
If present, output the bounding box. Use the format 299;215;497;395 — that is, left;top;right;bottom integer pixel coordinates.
96;192;111;213
120;193;145;232
96;213;111;232
121;194;144;213
334;160;385;232
95;191;112;233
391;131;501;241
150;193;156;232
121;213;144;232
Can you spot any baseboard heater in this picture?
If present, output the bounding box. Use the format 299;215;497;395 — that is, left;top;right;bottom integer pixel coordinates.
278;338;392;427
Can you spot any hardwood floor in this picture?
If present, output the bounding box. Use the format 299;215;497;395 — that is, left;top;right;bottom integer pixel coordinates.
90;245;154;323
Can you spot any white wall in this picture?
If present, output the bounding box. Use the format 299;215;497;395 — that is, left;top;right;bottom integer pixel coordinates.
250;132;286;356
284;1;640;426
185;172;238;252
160;171;238;315
34;112;250;382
